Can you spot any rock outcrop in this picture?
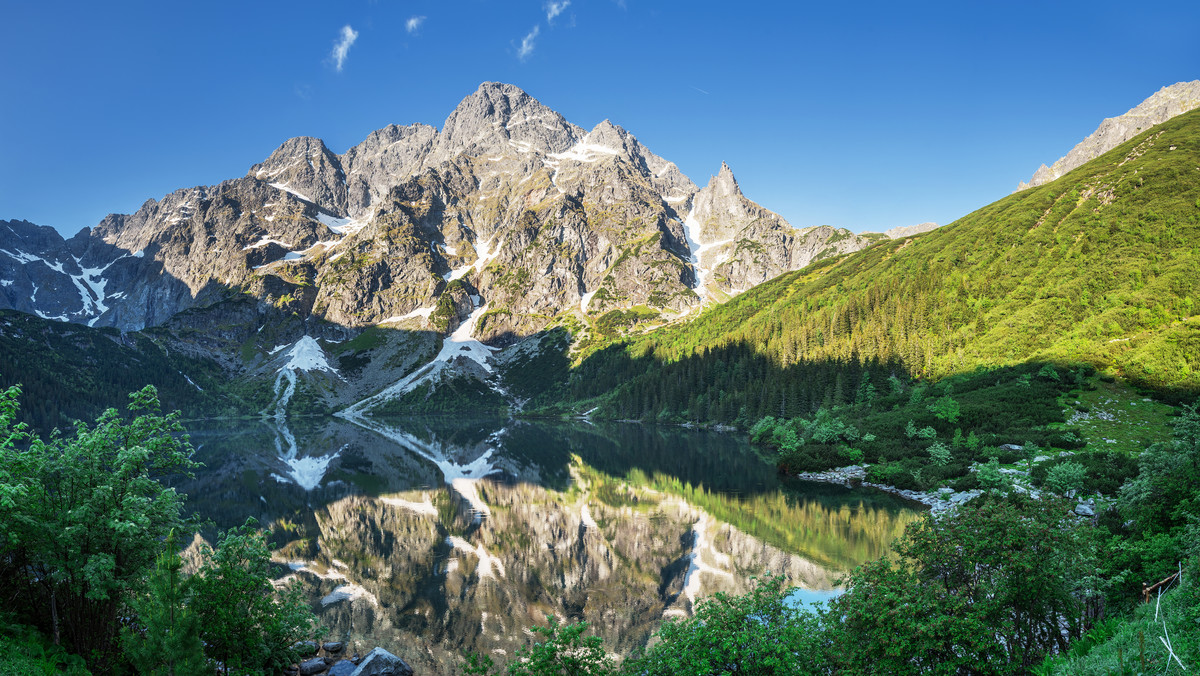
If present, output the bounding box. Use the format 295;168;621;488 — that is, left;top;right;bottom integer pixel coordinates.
684;163;875;299
1017;80;1200;190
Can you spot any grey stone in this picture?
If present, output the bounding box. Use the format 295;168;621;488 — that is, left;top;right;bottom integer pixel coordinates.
349;648;414;676
328;660;358;676
293;641;320;657
299;657;329;675
1075;503;1096;517
323;641;346;655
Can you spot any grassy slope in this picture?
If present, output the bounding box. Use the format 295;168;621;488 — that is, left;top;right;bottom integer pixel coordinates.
608;109;1200;398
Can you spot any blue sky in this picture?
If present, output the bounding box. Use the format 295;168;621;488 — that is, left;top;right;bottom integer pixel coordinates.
2;0;1197;237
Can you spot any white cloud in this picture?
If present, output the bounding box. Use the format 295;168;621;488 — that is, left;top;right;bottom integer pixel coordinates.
517;25;539;61
545;1;570;23
405;16;426;34
330;25;359;72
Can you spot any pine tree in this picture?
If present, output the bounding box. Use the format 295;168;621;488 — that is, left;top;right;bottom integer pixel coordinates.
122;530;208;676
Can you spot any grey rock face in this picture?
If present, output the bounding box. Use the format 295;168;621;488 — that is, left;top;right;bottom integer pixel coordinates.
249;136;349;213
1017;81;1200;190
348;648;413;676
880;222;939;239
684;163;873;298
0;219;160;327
432;81;582;163
341;124;437;218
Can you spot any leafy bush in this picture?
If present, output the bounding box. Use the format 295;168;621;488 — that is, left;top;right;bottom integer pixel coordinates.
0;621;90;676
829;494;1104;674
629;576;829;676
191;519;319;675
1044;461;1087;496
0;385;198;671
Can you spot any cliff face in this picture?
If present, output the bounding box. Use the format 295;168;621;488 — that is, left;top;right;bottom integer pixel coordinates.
2;82;928;417
683;163;876;300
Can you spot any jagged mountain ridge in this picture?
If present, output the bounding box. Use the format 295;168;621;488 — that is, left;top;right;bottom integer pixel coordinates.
1017;80;1200;191
2;82;900;339
1;82;945;421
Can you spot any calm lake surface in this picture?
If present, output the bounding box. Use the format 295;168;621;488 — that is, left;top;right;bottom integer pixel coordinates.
176;416;920;673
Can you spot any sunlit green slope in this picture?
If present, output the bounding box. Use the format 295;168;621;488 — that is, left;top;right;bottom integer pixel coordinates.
603;108;1200;395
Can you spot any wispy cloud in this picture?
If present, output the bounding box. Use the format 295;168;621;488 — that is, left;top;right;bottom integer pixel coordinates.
405;15;426;34
690;85;710;95
330;25;359;72
545;1;570;23
517;25;539;61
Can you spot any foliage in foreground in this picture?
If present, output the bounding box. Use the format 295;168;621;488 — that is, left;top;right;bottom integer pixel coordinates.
828;494;1104;674
629;575;828;676
0;385;198;670
749;362;1097;491
0;385;318;674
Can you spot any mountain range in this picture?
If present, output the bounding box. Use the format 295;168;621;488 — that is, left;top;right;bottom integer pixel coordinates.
0;83;918;335
2;81;1198;429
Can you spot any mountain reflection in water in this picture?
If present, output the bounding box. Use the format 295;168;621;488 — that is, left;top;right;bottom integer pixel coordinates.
175;416;918;674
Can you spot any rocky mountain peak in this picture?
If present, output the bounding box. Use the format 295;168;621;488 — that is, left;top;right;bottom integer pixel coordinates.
434;82;581;161
710;161;742;197
1017;80;1200;190
249;136;348;212
881;222;939;239
584;120;632;151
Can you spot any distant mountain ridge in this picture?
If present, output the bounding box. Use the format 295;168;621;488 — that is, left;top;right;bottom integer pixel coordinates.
4;82;933;420
1017;80;1200;191
2;82;898;337
1;82;1196;428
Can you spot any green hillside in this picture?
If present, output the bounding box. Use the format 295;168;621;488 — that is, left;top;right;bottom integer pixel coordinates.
0;310;226;433
566;109;1200;422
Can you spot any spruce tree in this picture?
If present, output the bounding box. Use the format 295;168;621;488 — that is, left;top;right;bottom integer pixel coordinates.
122;530;208;676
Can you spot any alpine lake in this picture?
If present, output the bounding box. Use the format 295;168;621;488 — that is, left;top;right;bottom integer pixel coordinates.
174;415;921;674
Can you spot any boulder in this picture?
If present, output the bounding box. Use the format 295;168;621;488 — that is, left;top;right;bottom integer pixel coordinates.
300;657;329;675
329;660;358;676
1075;503;1096;517
323;642;346;655
349;648;414;676
293;641;320;657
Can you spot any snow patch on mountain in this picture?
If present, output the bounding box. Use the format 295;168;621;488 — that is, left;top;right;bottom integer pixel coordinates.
269;337;339;419
338;301;498;416
380;306;436;324
279;336;338;374
269;182;313;203
316;212;365;236
681;207;734;301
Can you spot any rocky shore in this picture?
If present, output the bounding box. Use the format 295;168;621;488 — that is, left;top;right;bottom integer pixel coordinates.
286;643;413;676
789;462;1103;518
787;464;982;513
